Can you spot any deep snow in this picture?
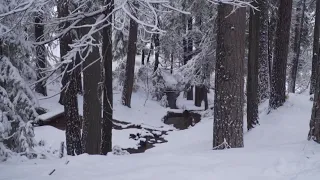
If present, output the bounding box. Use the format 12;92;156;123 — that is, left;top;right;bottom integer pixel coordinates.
1;92;320;180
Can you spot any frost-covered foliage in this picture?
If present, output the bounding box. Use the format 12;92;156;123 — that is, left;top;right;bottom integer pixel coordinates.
0;57;38;161
137;66;182;101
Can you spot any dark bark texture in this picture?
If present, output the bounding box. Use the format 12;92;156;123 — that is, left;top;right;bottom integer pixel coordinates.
289;0;306;93
82;16;102;155
194;16;207;108
268;0;279;89
0;39;2;56
64;60;82;156
269;0;293;109
154;34;160;72
213;4;246;149
58;1;72;105
141;49;145;65
310;0;320;95
186;17;193;100
247;1;260;131
122;17;138;107
101;0;114;155
57;0;82;156
258;0;270;102
308;0;320;142
170;52;174;74
35;13;47;96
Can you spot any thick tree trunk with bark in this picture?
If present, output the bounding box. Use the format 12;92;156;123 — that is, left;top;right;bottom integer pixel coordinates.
269;0;293;109
308;0;320;142
75;52;83;94
101;0;114;155
195;86;206;107
153;34;160;72
310;0;320;95
289;0;306;93
122;17;138;108
258;0;270;102
268;0;279;89
35;13;47;96
64;60;82;156
247;1;260;131
82;16;102;155
213;4;246;149
58;1;72;105
57;0;82;155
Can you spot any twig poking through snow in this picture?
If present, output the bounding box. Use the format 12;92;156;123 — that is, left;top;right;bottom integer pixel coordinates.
48;169;55;175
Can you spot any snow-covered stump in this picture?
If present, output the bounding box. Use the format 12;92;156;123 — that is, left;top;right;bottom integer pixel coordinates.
162;110;201;130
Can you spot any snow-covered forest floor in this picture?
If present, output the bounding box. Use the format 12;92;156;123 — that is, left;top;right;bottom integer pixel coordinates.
2;90;320;180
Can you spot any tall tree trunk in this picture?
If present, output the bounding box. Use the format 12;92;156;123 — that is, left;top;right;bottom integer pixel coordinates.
141;49;145;65
195;16;205;107
310;0;320;95
58;1;72;105
308;0;320;142
58;0;82;156
101;0;113;155
82;17;102;155
195;86;204;107
269;0;293;109
258;0;270;102
170;52;174;74
75;52;83;94
289;0;306;93
268;0;279;89
186;17;193;100
122;17;138;108
64;58;82;156
0;38;2;56
247;1;260;131
35;13;47;96
153;34;160;72
213;4;246;149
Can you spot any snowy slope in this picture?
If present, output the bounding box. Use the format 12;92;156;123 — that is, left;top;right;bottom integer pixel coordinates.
2;93;320;180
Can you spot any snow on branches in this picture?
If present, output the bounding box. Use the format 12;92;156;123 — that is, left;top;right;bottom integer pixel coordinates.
0;57;38;161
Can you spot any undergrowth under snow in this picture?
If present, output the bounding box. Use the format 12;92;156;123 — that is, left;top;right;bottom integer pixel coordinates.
1;92;320;180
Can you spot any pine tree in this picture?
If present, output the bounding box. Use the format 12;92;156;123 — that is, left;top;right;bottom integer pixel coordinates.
308;0;320;142
0;58;38;160
289;0;306;93
153;33;160;72
186;16;193;100
247;1;260;130
58;0;82;156
34;12;47;96
82;11;102;155
268;0;279;88
269;0;293;109
213;4;246;149
258;0;270;102
101;0;114;155
310;0;320;95
58;0;72;105
122;7;139;108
